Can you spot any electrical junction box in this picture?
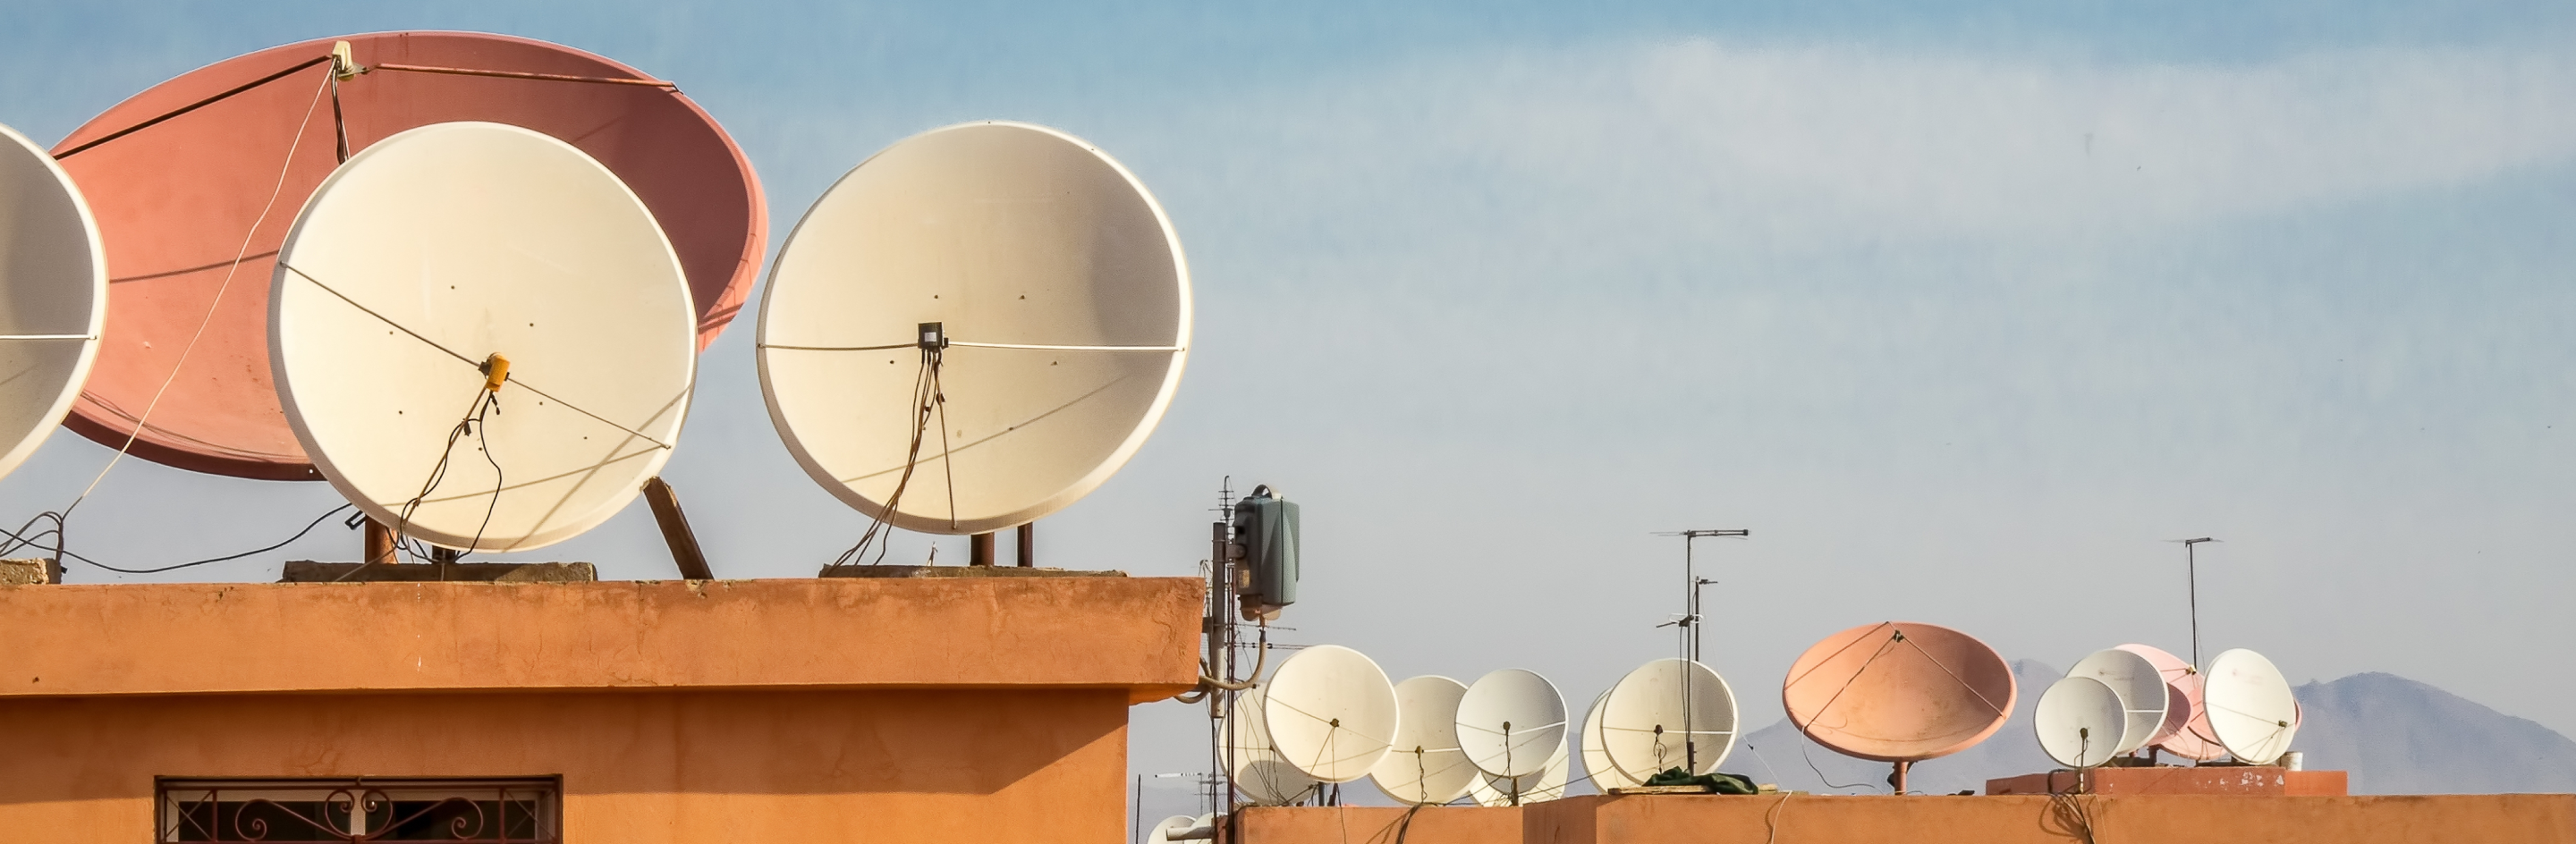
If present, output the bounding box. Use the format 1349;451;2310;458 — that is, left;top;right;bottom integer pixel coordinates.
1233;485;1299;612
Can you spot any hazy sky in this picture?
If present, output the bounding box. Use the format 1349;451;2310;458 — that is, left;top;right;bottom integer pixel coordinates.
6;0;2576;806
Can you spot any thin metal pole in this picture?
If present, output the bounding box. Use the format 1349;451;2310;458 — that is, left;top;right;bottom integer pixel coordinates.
2176;537;2215;671
1662;528;1747;775
2189;542;2201;670
1683;534;1696;773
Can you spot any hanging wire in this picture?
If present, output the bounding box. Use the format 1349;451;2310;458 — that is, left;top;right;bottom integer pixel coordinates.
60;70;335;521
335;383;503;581
0;504;354;575
826;344;942;569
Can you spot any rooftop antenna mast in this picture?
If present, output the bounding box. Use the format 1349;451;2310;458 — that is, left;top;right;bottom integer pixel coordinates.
2171;537;2218;670
1654;528;1746;772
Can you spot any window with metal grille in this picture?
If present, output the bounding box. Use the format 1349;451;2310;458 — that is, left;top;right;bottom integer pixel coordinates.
157;778;561;843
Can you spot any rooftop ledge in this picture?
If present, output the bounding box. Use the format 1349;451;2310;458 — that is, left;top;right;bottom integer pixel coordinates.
0;578;1204;704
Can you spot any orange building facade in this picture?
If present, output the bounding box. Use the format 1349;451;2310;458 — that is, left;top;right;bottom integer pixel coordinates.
0;577;1203;843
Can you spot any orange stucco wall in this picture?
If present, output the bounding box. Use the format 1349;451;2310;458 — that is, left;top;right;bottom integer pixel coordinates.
0;578;1202;701
1242;793;2576;844
0;577;1204;843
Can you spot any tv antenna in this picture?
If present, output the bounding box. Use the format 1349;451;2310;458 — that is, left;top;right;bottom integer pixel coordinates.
2169;537;2219;670
1653;528;1745;773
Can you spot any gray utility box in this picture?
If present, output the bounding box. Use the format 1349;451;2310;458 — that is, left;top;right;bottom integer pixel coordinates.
1233;486;1300;611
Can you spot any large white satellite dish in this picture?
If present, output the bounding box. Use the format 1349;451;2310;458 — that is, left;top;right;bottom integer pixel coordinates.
0;122;106;481
1227;685;1319;805
758;121;1190;535
1369;675;1477;806
1470;738;1569;806
2203;648;2301;764
1599;658;1740;781
1455;669;1568;780
2066;647;2171;755
1580;690;1644;790
2035;676;2125;769
1261;645;1400;783
270;122;694;552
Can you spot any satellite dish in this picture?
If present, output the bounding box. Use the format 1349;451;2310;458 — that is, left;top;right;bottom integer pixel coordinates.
1227;686;1318;806
55;32;762;479
1470;738;1569;806
1782;621;2016;792
2159;670;2229;762
2114;643;2198;748
1454;669;1569;780
2035;676;2125;768
1142;815;1198;844
1261;645;1400;783
270;122;694;551
0;123;106;481
1369;675;1477;806
1599;658;1739;781
2066;648;2171;755
2203;648;2301;764
758;121;1190;534
1580;690;1644;790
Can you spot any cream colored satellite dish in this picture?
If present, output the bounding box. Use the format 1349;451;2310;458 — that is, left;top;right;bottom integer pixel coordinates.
1470;738;1569;806
1370;675;1477;806
2204;648;2301;764
2066;647;2171;755
1227;685;1319;805
1143;815;1197;844
2034;676;2124;768
1455;669;1568;780
0;122;106;480
1580;690;1644;790
758;121;1190;534
1261;645;1400;783
1599;658;1739;781
270;122;694;552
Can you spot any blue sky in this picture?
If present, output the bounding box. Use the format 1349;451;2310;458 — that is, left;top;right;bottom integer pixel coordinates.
6;0;2576;805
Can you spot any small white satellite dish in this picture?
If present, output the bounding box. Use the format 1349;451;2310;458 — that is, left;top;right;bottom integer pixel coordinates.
1262;645;1400;783
2204;648;2301;764
271;122;694;551
1599;658;1740;781
1227;685;1319;805
2035;676;2125;768
2066;647;2171;755
0;122;106;481
1470;738;1569;806
1455;669;1569;780
758;121;1191;534
1369;675;1477;806
1143;815;1198;844
1580;690;1644;790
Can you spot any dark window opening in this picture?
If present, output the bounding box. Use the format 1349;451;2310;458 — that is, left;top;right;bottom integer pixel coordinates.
157;778;560;843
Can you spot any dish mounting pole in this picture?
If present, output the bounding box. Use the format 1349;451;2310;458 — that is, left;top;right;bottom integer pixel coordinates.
1664;528;1747;773
2175;537;2216;671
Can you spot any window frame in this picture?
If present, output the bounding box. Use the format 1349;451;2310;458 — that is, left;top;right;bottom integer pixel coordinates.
154;776;563;843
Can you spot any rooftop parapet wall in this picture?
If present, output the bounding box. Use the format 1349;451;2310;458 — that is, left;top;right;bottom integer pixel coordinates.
1244;794;2576;844
0;577;1203;702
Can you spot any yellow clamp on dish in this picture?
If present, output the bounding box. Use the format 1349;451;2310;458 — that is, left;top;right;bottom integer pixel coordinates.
479;354;511;392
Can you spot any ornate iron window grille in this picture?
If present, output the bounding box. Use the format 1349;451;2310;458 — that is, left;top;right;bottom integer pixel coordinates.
157;777;562;843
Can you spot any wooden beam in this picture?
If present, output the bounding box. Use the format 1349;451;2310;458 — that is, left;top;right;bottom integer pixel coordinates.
641;477;716;580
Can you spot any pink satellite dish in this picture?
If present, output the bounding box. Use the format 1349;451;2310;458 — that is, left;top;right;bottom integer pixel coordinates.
1782;621;2017;793
51;31;764;479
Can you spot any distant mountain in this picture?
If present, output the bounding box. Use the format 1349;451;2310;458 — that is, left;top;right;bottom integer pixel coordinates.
1703;664;2576;796
2293;672;2576;794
